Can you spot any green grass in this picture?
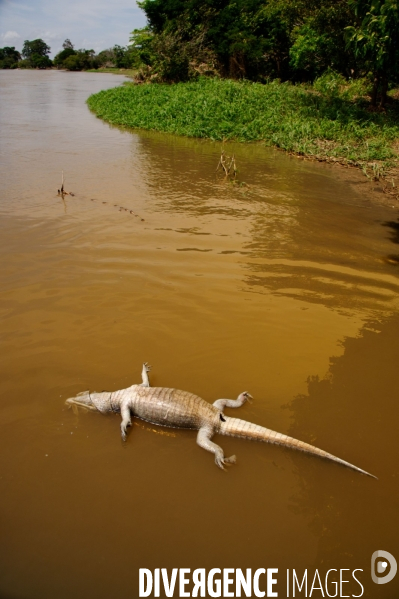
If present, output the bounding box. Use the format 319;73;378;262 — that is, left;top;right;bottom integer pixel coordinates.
87;77;399;167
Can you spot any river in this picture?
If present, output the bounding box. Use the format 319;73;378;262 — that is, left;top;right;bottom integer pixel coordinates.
0;70;398;598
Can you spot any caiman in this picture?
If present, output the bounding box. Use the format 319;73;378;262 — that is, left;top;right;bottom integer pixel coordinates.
66;363;376;478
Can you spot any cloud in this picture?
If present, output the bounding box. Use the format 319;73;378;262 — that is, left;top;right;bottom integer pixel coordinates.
1;1;35;13
41;30;59;40
0;0;147;56
2;30;21;41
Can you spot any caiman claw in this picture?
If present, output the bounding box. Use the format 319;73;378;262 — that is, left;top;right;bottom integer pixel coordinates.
242;391;253;404
215;454;237;470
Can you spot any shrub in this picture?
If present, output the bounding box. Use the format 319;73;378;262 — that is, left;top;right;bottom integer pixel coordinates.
53;48;76;67
313;69;347;96
63;55;81;71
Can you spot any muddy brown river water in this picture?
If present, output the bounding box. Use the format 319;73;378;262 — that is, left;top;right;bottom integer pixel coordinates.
0;71;398;598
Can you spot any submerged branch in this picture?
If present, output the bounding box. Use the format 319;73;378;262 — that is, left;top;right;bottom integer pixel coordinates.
216;150;237;180
57;170;75;197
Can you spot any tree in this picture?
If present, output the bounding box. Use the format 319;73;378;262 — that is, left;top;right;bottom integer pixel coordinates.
129;28;156;68
134;0;398;91
346;0;399;107
53;40;102;71
96;48;116;67
53;47;77;68
22;38;51;59
138;0;272;79
21;38;52;68
112;45;135;68
63;55;81;71
0;46;21;69
136;0;355;82
273;0;354;81
62;39;74;50
62;49;99;71
30;54;52;68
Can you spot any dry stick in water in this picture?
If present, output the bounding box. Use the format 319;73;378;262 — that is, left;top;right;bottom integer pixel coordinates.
228;154;237;176
221;151;229;176
216;150;237;178
57;170;74;197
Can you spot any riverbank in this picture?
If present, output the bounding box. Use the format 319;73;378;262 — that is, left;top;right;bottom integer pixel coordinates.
86;67;136;78
87;77;399;196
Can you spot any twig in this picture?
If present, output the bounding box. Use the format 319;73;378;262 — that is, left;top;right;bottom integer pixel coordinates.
57;170;74;197
216;149;238;179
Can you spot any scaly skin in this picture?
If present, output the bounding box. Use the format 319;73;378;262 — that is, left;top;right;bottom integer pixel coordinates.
66;363;376;478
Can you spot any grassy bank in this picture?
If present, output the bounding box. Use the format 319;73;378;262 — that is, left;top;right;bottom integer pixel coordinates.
87;78;399;175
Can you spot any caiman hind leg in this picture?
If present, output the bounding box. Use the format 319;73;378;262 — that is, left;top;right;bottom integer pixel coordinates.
197;426;236;470
213;391;253;412
141;362;151;387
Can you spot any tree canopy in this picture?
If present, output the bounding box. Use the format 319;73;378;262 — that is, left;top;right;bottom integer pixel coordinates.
21;38;52;68
345;0;399;106
0;46;21;69
132;0;399;104
22;39;51;58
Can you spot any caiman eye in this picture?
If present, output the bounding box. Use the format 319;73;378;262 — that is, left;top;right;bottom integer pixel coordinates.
220;414;226;422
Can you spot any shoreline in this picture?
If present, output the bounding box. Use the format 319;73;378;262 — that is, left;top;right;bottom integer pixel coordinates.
86;78;399;204
85;67;137;78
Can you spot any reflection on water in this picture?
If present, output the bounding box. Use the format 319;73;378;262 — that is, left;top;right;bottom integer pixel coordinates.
287;315;399;597
383;218;399;244
382;217;399;264
135;132;399;317
0;71;398;599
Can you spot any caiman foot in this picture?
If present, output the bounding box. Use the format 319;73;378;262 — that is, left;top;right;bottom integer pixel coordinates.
121;427;131;441
213;391;253;411
120;420;132;441
141;362;151;387
197;427;237;470
215;454;237;470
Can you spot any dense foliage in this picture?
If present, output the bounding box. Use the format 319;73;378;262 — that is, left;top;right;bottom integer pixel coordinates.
346;0;399;107
0;46;21;69
0;39;52;69
52;40;138;71
21;38;52;68
0;37;137;73
130;0;399;106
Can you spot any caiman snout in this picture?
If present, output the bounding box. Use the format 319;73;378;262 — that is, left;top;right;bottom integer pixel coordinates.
66;391;97;411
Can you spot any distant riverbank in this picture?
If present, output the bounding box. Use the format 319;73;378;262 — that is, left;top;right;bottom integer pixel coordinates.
87;77;399;191
86;67;137;78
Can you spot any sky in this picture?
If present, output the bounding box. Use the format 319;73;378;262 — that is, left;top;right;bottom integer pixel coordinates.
0;0;147;56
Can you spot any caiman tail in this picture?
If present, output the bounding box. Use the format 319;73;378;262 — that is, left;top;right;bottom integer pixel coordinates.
219;417;377;479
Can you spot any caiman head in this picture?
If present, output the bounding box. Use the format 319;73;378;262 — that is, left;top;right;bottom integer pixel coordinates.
66;390;113;413
65;391;98;411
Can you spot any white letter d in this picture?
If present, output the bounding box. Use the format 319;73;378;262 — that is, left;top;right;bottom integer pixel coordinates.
140;569;153;597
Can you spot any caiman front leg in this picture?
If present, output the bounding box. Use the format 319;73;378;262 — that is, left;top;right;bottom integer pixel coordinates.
120;402;132;441
197;426;236;470
141;362;151;387
213;391;252;412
